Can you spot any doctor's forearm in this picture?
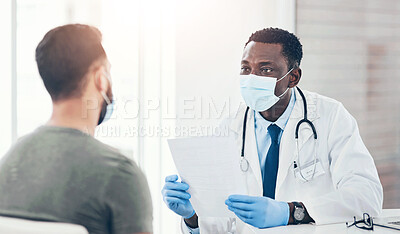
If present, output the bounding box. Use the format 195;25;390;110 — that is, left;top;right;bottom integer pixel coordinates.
287;202;315;225
184;213;198;228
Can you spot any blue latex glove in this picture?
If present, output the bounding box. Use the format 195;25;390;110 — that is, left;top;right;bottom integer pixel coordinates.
225;195;289;229
162;174;195;219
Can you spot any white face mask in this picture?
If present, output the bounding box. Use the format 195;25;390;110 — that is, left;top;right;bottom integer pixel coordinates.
239;68;293;111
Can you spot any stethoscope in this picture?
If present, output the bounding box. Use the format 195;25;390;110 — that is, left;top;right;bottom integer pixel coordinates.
240;87;318;182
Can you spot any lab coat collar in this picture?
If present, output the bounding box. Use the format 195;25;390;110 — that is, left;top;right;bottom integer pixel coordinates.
229;104;247;134
290;87;320;121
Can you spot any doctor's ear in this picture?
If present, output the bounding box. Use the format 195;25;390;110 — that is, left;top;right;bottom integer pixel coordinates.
289;67;301;88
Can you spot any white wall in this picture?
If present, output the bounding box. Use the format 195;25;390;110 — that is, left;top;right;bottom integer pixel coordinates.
174;0;291;130
0;0;12;156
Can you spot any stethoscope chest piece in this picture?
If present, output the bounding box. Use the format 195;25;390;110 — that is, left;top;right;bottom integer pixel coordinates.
240;157;249;172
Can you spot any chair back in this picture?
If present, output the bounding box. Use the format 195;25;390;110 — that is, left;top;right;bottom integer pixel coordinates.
0;216;88;234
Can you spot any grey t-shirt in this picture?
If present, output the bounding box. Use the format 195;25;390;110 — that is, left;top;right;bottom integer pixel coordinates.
0;126;153;234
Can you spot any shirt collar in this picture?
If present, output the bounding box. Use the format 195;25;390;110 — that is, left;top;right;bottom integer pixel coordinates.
254;88;296;131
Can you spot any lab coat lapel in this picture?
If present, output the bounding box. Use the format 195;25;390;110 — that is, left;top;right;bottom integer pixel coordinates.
276;88;320;194
276;117;298;195
289;88;320;150
243;110;263;190
229;106;263;193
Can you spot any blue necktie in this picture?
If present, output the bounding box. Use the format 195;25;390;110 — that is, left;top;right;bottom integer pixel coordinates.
263;124;281;199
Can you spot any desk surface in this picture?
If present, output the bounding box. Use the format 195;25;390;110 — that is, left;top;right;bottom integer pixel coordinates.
256;209;400;234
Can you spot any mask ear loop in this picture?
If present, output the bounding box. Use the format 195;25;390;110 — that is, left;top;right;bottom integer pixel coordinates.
276;68;294;82
278;87;289;98
101;92;111;105
103;71;113;86
101;71;113;105
276;68;294;98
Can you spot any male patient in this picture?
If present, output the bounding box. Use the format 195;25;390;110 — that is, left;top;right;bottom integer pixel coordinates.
0;24;152;234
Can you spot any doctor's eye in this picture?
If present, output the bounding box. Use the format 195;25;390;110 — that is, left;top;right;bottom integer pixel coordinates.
260;67;273;73
241;66;251;74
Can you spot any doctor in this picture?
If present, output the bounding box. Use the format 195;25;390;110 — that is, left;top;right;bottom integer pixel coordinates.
162;28;383;233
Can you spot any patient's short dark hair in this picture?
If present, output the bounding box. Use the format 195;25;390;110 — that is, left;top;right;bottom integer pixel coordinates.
35;24;106;101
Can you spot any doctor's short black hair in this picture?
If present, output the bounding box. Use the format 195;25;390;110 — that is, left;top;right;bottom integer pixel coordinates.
245;27;303;69
35;24;106;101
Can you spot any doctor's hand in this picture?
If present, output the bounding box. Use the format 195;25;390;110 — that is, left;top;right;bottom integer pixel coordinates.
162;175;195;219
225;195;289;229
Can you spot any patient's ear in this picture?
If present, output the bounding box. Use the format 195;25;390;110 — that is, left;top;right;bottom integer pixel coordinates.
93;66;108;93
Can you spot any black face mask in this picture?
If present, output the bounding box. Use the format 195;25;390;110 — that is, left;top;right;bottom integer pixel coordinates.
97;100;108;125
97;87;113;126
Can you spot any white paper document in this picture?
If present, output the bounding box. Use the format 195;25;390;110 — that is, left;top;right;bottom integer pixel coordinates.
168;136;247;218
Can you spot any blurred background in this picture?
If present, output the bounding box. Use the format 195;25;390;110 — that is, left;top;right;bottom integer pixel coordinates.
0;0;399;233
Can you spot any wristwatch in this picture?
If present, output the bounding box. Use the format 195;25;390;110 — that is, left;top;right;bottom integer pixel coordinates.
292;202;305;224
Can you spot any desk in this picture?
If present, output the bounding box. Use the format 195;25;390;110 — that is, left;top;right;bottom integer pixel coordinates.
255;209;400;234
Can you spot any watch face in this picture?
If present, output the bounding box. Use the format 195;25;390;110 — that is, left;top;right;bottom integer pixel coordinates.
294;208;305;221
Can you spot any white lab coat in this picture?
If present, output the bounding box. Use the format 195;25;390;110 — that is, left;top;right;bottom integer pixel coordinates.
181;88;383;234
